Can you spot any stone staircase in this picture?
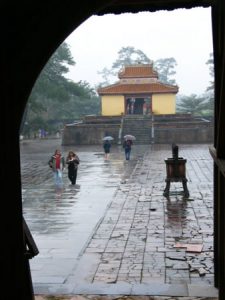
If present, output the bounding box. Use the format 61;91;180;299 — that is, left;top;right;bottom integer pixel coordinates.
122;115;153;144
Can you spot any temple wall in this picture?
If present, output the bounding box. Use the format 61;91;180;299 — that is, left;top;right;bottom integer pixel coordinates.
101;95;124;116
152;94;176;114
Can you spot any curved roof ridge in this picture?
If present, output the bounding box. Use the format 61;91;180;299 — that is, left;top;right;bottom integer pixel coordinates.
98;82;179;95
97;81;121;92
118;64;158;79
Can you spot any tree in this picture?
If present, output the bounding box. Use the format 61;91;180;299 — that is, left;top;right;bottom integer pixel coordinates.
112;46;151;72
98;46;152;86
65;81;100;119
23;42;76;132
29;42;75;109
206;52;214;92
176;94;208;116
96;67;112;87
205;52;214;116
98;47;178;87
153;57;177;85
21;42;100;137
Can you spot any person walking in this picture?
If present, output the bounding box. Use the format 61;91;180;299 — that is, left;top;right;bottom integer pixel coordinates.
123;139;133;160
66;150;80;185
103;140;111;160
48;149;65;188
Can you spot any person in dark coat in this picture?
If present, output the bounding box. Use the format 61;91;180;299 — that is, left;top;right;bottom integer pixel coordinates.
103;140;111;160
123;139;133;160
66;150;80;185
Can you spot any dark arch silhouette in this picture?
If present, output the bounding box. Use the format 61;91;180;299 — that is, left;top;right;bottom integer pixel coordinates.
1;1;224;299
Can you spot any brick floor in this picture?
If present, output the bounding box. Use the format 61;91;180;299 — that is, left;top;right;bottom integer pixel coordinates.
21;141;217;298
78;145;214;286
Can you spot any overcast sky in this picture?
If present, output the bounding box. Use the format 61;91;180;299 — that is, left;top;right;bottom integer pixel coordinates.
65;7;213;96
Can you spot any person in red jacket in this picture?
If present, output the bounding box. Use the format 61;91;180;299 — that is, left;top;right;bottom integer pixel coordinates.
48;149;65;188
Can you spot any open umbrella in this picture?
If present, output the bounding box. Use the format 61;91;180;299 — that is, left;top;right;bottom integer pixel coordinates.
102;136;114;141
124;134;136;141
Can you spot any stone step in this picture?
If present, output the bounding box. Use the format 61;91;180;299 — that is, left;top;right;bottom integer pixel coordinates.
122;117;153;143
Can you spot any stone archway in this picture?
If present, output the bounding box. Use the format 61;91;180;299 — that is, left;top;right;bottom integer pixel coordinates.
1;1;223;300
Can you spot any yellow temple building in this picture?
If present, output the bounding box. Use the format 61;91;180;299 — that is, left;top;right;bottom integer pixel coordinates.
98;64;179;116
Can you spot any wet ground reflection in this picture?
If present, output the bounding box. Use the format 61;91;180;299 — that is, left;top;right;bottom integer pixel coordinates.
21;140;148;235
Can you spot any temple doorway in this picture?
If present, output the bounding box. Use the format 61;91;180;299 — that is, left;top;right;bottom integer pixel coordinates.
126;97;151;115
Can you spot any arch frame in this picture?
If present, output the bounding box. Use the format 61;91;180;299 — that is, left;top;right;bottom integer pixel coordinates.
1;1;224;299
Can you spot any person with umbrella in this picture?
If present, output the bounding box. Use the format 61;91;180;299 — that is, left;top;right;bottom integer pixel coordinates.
123;135;135;160
102;136;113;160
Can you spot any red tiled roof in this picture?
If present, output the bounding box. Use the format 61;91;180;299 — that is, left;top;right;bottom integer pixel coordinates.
98;83;178;95
118;64;158;79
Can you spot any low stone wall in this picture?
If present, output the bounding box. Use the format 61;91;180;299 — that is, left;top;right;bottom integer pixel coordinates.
62;114;214;145
62;123;213;145
62;123;120;145
154;126;213;144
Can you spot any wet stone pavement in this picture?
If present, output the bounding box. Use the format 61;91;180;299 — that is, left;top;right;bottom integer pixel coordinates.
20;140;218;299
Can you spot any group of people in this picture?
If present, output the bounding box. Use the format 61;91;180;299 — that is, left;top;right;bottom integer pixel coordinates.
49;138;133;189
48;149;80;188
103;138;133;161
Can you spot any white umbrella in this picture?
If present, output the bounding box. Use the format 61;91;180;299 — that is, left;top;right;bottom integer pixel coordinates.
124;134;136;141
102;136;114;141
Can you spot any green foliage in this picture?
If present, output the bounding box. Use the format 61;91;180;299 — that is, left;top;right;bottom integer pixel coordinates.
205;53;214;116
97;46;152;87
153;57;177;85
112;46;151;72
206;52;214;79
97;46;177;88
97;67;113;87
21;42;100;137
176;94;209;116
185;53;215;118
176;53;214;118
205;53;214;94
